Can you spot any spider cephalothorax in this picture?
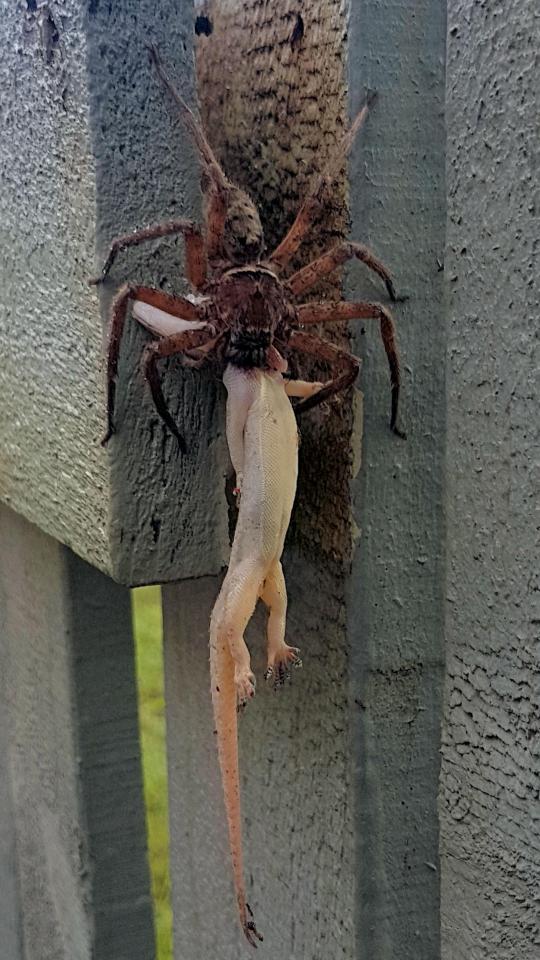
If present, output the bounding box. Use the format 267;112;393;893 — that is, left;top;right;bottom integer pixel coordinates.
91;45;404;451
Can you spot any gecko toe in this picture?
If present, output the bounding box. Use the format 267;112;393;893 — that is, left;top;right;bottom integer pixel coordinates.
277;663;290;687
235;669;256;710
265;646;302;691
243;904;263;947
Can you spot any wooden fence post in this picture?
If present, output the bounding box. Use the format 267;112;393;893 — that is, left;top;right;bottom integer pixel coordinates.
162;1;447;958
0;0;228;585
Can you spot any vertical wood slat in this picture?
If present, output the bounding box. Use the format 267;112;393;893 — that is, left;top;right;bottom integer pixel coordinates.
0;505;154;960
163;0;447;956
347;0;447;958
164;1;356;956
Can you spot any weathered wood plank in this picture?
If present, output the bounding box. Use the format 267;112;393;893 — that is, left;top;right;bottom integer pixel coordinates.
0;0;228;585
164;2;356;956
0;505;154;960
440;2;540;957
347;1;447;958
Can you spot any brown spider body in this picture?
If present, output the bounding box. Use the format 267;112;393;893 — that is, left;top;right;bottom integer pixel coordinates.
91;45;404;450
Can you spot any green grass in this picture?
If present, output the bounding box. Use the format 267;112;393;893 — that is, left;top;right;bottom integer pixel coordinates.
132;586;173;960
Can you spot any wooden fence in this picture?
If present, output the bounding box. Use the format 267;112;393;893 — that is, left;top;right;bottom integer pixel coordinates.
1;2;537;959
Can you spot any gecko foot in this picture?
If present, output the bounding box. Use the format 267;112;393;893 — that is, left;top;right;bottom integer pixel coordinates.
243;903;264;947
235;668;256;710
264;646;302;690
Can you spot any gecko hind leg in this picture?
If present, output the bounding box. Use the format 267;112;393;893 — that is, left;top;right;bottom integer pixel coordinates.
260;562;302;690
215;558;268;708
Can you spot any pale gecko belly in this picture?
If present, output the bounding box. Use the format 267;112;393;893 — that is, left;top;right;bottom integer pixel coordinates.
231;413;298;566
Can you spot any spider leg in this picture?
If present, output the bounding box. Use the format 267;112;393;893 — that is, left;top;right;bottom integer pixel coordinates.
286;330;361;414
102;284;204;446
297;300;403;436
142;329;217;450
148;44;227;188
89;219;207;289
287;241;396;302
268;94;375;272
147;44;230;263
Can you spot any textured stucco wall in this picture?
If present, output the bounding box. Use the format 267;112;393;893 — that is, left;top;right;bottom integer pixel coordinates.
439;3;540;957
0;0;229;585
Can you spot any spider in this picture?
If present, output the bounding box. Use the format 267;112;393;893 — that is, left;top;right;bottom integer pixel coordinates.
90;45;404;451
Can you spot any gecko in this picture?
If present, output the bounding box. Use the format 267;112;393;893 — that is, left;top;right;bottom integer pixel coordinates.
210;358;323;946
131;297;323;945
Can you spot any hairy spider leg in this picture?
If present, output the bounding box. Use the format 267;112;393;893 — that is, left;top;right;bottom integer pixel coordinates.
142;328;217;452
297;300;404;435
89;219;207;289
147;44;231;263
286;329;361;413
148;43;226;184
103;284;203;445
287;240;396;302
268;94;375;271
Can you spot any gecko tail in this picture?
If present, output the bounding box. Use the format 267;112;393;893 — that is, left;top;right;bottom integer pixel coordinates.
209;608;263;945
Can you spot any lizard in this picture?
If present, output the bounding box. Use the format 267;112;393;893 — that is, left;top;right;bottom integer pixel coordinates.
210;358;323;945
130;297;325;946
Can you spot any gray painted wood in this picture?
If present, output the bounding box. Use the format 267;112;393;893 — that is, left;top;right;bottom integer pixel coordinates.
347;2;447;958
0;671;23;960
0;505;154;960
0;0;228;586
440;2;540;957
